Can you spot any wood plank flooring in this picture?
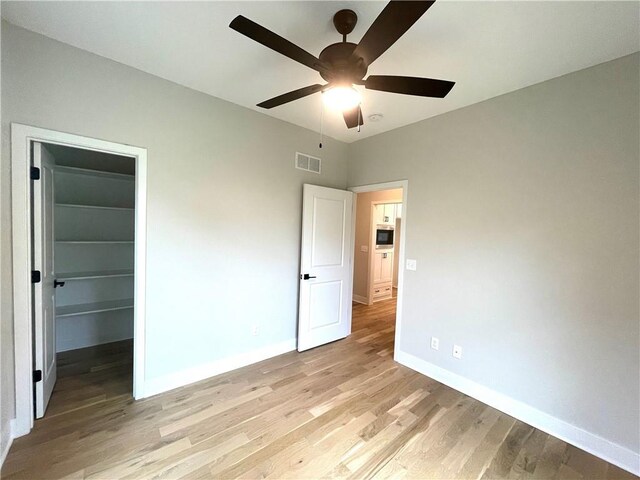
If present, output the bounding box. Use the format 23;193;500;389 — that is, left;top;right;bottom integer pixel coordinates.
3;298;636;479
47;339;134;418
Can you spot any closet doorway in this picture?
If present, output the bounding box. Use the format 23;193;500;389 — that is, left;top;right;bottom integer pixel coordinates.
34;142;136;418
11;124;147;436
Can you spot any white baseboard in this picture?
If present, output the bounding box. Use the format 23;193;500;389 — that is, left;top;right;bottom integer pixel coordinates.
395;350;640;476
353;294;369;305
143;338;297;398
56;333;133;353
0;419;15;469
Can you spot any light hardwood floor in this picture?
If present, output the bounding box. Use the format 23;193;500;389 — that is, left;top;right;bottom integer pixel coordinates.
2;298;636;479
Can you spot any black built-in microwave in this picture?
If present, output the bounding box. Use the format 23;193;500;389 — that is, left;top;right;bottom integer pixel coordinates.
376;227;394;248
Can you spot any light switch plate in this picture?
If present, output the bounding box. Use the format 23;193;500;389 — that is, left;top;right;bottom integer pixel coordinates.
406;259;417;271
360;245;369;253
453;345;462;359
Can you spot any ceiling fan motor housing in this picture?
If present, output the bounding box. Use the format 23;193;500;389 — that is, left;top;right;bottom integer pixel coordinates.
319;9;367;85
319;42;368;84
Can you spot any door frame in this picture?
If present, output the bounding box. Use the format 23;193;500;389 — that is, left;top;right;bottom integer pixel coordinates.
10;123;148;437
349;180;408;360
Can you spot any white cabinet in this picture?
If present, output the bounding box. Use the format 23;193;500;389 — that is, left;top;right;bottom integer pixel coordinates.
373;203;384;225
374;203;401;226
371;250;394;301
383;204;396;225
372;250;394;284
369;201;401;302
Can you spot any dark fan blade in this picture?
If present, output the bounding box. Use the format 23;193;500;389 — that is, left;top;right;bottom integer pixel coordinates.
365;75;454;98
230;16;330;74
257;84;325;109
343;106;364;129
352;1;435;66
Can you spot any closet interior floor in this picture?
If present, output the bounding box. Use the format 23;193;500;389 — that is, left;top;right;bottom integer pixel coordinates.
47;339;133;419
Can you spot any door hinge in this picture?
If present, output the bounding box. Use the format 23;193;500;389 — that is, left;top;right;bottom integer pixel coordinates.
31;270;41;283
30;166;41;180
33;370;42;383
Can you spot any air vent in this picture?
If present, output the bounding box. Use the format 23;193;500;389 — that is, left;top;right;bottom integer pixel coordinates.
295;152;321;174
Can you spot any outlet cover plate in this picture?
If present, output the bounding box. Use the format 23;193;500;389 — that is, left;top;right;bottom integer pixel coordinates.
453;345;462;359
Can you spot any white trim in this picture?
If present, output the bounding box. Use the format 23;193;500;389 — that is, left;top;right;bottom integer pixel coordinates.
143;339;297;398
347;191;357;333
368;203;375;304
0;420;15;468
10;123;148;438
396;349;640;476
352;294;369;305
349;180;409;357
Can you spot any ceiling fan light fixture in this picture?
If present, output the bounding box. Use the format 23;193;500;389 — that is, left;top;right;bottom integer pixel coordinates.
322;86;361;112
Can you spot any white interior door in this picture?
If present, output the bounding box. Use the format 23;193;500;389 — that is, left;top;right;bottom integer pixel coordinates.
32;142;57;418
298;184;354;352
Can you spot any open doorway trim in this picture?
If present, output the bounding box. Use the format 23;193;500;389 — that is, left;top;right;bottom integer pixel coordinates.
348;180;408;361
10;123;147;437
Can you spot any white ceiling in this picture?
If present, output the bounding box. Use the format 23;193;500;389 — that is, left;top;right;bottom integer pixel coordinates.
3;1;638;143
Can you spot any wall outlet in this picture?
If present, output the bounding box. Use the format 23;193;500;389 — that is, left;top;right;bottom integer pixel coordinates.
430;337;439;350
453;345;462;359
406;259;417;271
251;325;259;336
360;245;369;253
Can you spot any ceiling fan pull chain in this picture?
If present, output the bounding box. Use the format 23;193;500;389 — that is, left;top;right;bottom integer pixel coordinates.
319;100;324;149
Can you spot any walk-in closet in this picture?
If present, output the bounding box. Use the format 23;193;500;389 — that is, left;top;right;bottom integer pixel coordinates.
36;143;136;417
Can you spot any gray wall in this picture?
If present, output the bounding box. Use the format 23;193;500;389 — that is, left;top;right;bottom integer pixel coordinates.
348;53;640;453
0;21;348;413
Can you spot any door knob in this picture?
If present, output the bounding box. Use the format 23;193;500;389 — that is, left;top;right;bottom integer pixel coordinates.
54;280;66;288
301;274;317;280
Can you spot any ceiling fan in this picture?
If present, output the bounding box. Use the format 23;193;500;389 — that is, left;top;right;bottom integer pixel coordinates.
229;1;455;130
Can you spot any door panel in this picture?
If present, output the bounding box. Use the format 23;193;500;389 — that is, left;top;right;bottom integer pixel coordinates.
311;197;346;267
309;280;342;329
33;142;57;418
383;204;395;224
381;252;393;282
373;204;384;226
298;185;353;352
372;252;383;283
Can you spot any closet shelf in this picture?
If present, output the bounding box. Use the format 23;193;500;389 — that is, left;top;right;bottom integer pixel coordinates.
56;270;134;281
55;240;134;244
56;203;134;211
55;165;135;181
56;299;134;318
